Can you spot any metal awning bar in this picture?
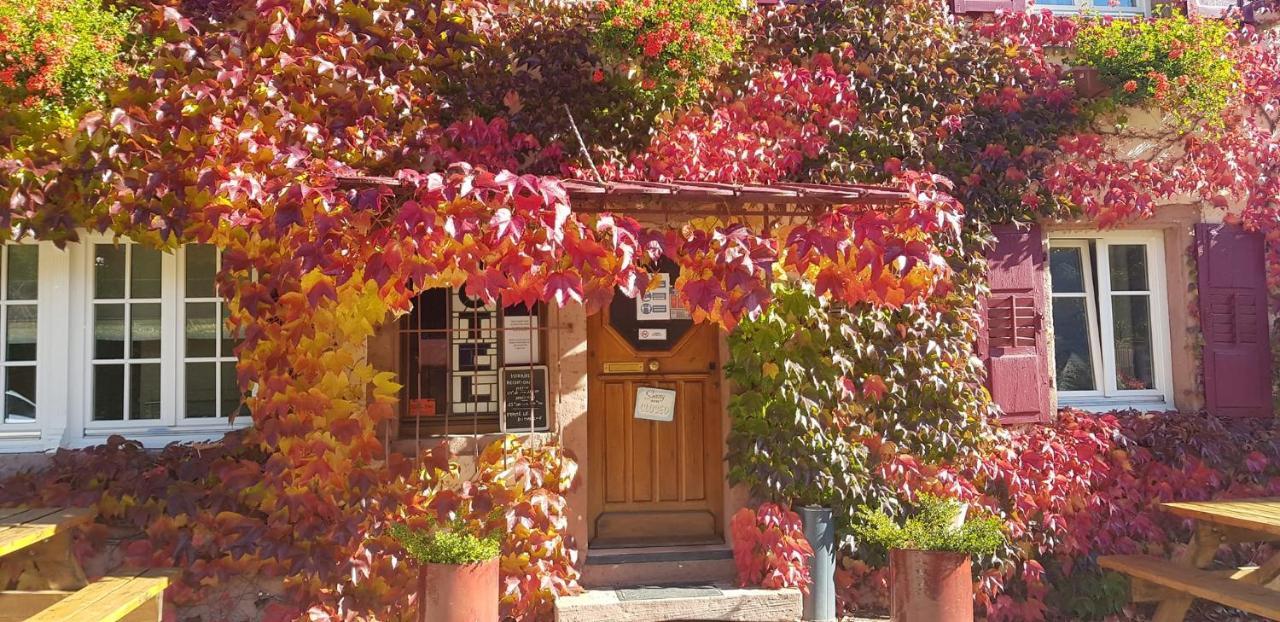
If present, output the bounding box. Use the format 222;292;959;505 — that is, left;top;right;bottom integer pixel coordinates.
334;175;912;207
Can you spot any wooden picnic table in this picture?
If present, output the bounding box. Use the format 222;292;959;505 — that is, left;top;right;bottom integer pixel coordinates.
1100;497;1280;621
0;506;169;622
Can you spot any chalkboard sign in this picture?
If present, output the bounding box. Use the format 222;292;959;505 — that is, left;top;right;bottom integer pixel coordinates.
500;365;550;432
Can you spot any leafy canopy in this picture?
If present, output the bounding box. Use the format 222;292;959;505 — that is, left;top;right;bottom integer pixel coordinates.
1075;13;1238;128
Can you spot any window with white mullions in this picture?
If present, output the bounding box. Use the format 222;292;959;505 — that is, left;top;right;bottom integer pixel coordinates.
1;245;39;426
1049;232;1172;409
91;244;164;421
87;241;247;429
180;245;242;420
1035;0;1146;15
1049;241;1104;394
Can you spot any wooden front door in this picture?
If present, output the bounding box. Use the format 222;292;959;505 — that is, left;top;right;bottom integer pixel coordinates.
586;294;724;548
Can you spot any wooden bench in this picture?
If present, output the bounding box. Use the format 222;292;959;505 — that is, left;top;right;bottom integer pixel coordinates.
1101;498;1280;622
0;508;94;591
1100;554;1280;620
0;570;169;622
0;507;169;621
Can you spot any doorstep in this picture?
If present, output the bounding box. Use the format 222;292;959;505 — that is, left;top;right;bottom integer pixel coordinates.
555;583;802;622
582;544;736;588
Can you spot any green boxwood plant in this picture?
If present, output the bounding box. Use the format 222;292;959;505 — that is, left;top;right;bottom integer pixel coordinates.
854;494;1004;555
389;522;501;565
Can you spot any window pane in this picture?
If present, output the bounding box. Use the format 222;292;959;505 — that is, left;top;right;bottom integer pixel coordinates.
130;303;163;359
221;306;237;356
185;362;217;418
94;304;126;360
130;363;162;420
1109;244;1149;291
132;247;163;298
5;245;38;300
6;304;37;361
185;245;217;298
94;246;127;299
1112;295;1155;390
4;366;36;424
186;302;218;357
92;364;124;420
221;361;242;418
1049;247;1087;294
1053;298;1096;391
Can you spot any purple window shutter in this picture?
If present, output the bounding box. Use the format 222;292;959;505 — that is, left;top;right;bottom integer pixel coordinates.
1196;223;1274;418
982;224;1050;423
953;0;1027;13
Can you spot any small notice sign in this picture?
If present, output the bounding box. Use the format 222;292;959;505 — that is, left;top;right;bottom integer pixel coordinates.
638;327;667;341
408;398;437;418
637;274;672;321
634;387;677;422
500;365;550;432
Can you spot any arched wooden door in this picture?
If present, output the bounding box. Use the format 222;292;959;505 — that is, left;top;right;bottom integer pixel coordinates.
586;289;724;548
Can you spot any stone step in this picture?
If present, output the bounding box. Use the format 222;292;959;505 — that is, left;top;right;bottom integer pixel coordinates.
582;544;735;588
555;584;801;622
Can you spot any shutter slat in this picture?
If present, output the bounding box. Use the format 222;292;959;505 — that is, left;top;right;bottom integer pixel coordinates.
982;224;1050;423
1196;223;1273;418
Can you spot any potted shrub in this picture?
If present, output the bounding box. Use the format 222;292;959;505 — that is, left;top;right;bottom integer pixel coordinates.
390;521;502;622
855;494;1004;622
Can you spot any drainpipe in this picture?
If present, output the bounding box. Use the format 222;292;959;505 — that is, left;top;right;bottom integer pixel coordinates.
799;505;836;622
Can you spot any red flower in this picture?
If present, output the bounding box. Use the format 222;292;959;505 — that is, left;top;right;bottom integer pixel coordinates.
591;69;605;83
1123;80;1138;93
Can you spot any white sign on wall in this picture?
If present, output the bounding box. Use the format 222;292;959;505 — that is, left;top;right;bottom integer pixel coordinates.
502;314;539;365
634;387;677;422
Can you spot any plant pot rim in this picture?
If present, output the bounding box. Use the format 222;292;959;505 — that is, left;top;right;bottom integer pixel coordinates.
421;556;500;568
889;548;972;556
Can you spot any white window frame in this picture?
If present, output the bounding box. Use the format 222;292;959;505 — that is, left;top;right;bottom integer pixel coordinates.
1031;0;1149;16
0;241;70;451
68;234;247;446
176;247;243;423
1049;230;1173;411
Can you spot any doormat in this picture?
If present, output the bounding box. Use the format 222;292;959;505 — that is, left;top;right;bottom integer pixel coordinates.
615;585;723;601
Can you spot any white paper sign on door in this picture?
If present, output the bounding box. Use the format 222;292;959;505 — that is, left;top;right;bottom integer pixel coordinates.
637;274;671;321
634;387;677;422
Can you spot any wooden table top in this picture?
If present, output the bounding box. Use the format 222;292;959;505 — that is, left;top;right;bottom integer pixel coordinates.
0;507;94;559
1162;498;1280;539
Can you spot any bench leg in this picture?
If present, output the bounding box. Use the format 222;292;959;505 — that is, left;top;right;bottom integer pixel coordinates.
24;531;89;591
1152;523;1221;622
1236;549;1280;586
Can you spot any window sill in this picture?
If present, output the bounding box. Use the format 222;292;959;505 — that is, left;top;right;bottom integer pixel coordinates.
1059;397;1174;414
391;431;557;458
79;420;251;449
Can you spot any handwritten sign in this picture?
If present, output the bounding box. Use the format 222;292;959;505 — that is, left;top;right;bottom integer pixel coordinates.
500;365;549;432
634;387;677;422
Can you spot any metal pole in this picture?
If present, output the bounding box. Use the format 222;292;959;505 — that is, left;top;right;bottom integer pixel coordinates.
800;505;836;622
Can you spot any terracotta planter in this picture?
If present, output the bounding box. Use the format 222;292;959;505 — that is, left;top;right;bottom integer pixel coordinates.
1067;66;1110;99
417;557;499;622
888;549;972;622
